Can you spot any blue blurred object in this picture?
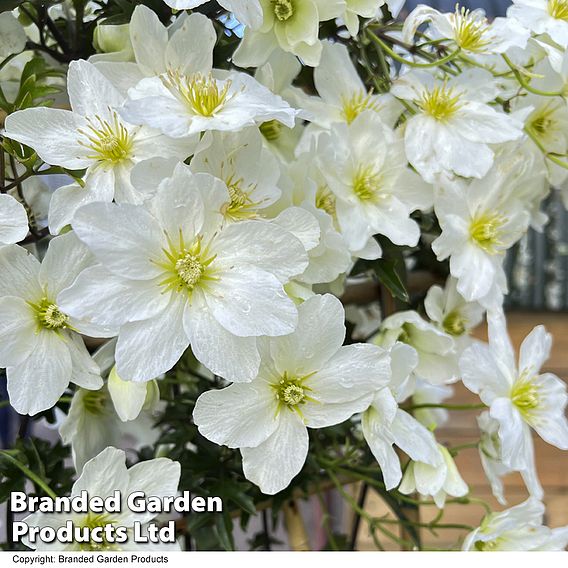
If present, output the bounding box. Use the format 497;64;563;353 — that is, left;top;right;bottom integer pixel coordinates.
402;0;510;16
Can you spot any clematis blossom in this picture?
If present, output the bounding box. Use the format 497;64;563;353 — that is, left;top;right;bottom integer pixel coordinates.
460;309;568;472
194;294;389;494
58;163;308;383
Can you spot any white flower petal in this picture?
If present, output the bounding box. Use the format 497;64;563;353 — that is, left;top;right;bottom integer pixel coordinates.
130;5;168;76
184;296;260;382
309;344;389;403
165;13;216;75
115;295;189;381
241;411;308;495
120;458;181;525
4;108;90;170
72;203;164;280
0;297;37;367
72;447;129;499
205;265;298;337
67;334;103;390
58;265;168;328
193;382;279;448
67;60;124;117
519;325;552;374
0;244;42;300
107;366;149;422
213;220;308;282
270;293;345;375
7;331;72;415
0;194;28;244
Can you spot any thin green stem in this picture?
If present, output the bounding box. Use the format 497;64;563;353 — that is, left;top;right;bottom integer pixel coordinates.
369;32;461;69
526;127;568;170
406;402;486;411
0;451;57;499
449;442;480;454
502;54;564;97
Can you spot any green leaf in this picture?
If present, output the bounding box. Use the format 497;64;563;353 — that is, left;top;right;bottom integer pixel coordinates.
214;512;235;551
373;258;409;303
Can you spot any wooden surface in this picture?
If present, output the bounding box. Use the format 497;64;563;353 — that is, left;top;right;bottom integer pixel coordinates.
356;311;568;550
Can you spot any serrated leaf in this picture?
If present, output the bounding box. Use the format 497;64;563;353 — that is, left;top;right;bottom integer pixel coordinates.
214;512;235;551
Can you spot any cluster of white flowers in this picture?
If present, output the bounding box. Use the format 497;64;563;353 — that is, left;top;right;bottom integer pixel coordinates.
2;0;568;551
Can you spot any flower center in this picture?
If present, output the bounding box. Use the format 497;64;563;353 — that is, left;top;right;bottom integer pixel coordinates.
222;176;258;221
474;537;505;551
528;102;561;143
548;0;568;21
82;388;108;416
417;85;462;121
260;119;283;141
452;6;491;52
154;231;218;297
79;512;118;551
272;371;315;415
29;297;69;331
176;254;204;289
78;112;133;164
341;91;380;124
511;376;540;417
163;71;233;117
316;186;337;217
352;165;382;202
469;213;506;254
442;310;467;336
273;0;294;21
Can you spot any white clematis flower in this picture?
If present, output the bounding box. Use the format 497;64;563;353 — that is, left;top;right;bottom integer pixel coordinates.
516;56;568;187
194;294;389;494
424;276;485;352
120;10;298;139
432;167;531;308
399;443;468;508
362;343;442;490
477;411;543;506
307;41;401;129
92;7;217;93
289;144;382;261
391;69;524;182
123;67;297;139
402;4;529;55
462;498;568;551
0;233;114;415
58;163;308;383
233;0;346;68
508;0;568;48
317;110;431;252
190;129;282;222
373;310;458;384
0;194;28;245
23;447;180;551
461;309;568;472
163;0;264;29
4;60;191;208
